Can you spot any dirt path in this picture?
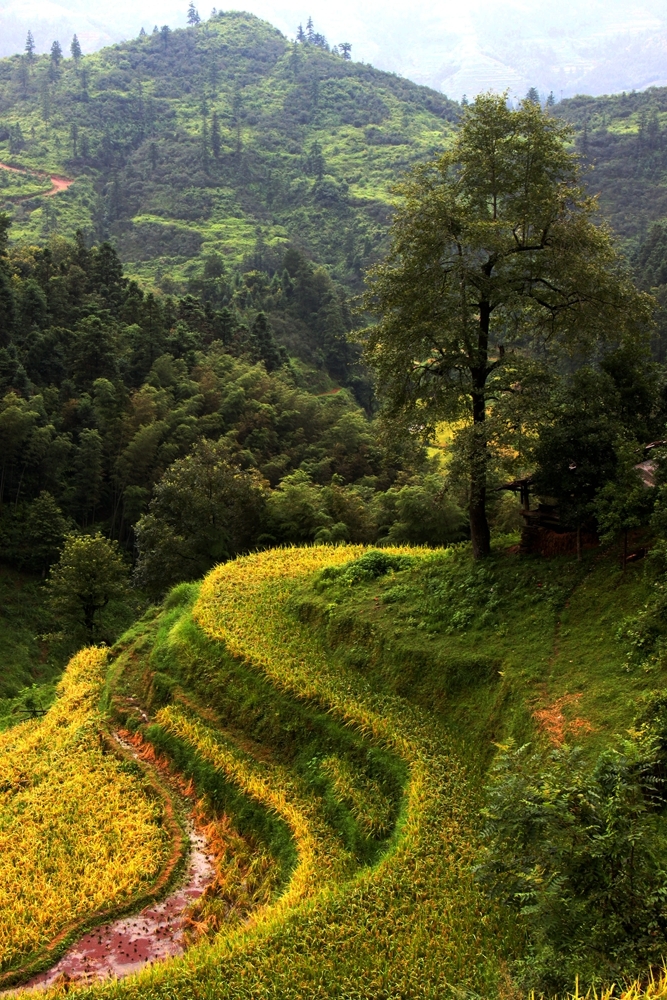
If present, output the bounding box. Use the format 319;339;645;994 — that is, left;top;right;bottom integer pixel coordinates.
0;162;73;199
20;822;215;991
5;734;217;994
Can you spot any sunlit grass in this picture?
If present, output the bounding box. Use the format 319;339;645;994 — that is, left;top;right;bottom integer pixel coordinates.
0;647;170;975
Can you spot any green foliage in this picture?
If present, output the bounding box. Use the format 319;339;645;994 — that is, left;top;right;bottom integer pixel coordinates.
47;532;129;640
552;88;667;245
0;564;64;699
134;439;269;595
0;12;456;290
363;93;651;558
478;730;667;994
0;227;442;582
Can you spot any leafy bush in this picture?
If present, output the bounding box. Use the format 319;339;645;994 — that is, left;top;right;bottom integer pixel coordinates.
477;726;667;994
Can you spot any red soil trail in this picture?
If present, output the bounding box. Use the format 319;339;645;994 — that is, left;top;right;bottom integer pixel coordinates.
19;822;215;991
3;733;217;994
0;161;73;199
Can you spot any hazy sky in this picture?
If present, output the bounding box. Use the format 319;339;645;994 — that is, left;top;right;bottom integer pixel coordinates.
1;0;666;99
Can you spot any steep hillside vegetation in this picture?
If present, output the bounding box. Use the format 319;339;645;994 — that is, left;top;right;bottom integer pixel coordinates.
553;88;667;245
0;13;456;289
2;543;666;997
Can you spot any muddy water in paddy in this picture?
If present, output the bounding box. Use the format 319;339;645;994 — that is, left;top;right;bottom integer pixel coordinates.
19;822;215;991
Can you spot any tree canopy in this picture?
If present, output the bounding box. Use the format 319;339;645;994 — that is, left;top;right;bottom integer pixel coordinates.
364;93;653;557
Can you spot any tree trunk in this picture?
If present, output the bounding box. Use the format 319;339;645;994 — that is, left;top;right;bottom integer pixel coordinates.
469;300;491;560
470;389;490;559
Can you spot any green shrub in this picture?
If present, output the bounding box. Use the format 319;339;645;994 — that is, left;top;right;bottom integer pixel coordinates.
477;727;667;994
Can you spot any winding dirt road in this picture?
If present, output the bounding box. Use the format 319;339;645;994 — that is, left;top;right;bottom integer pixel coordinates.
0;161;73;199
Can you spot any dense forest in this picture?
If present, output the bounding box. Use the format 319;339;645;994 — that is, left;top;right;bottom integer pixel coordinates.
0;219;477;603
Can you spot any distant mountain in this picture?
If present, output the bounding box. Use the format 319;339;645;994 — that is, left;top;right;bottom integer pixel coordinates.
1;0;666;101
0;11;666;299
0;13;457;290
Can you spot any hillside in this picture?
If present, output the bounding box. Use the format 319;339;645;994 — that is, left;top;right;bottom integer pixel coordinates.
0;13;457;290
2;543;667;997
1;15;667;302
553;87;667;246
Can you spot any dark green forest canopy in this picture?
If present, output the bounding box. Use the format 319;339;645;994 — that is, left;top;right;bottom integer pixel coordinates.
0;13;457;290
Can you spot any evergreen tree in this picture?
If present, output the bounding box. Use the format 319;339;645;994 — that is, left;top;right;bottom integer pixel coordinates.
23;492;69;574
306;16;314;42
160;25;171;49
73;428;104;525
9;123;25;154
340;42;352;60
139;26;147;37
546;91;556;107
187;1;201;25
211;111;221;159
25;31;35;62
50;40;62;66
70;34;82;62
525;86;540;105
296;23;306;43
18;58;29;99
48;533;128;641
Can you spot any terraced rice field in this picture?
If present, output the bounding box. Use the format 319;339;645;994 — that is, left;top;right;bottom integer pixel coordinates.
7;545;667;999
0;648;172;984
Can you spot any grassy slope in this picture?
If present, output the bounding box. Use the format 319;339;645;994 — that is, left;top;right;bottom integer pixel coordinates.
552;88;667;246
0;14;456;288
35;539;659;1000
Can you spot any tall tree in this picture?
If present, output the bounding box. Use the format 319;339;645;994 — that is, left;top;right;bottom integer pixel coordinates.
211;111;221;159
363;94;652;558
187;1;201;25
70;34;82;62
25;31;35;62
50;40;62;66
339;42;352;60
48;533;128;640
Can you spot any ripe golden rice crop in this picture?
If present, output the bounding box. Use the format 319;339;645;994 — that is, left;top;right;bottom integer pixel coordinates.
40;546;514;999
0;647;170;975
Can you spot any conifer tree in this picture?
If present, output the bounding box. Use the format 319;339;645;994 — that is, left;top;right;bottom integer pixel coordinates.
18;58;29;99
526;86;540;105
25;31;35;62
340;42;352;59
187;1;201;25
211;111;221;159
306;16;314;42
70;34;82;62
50;40;62;66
